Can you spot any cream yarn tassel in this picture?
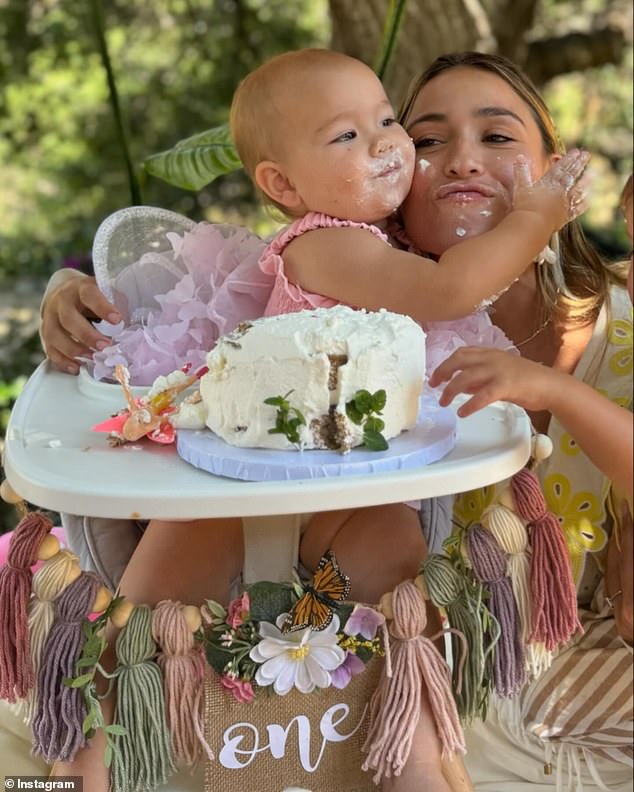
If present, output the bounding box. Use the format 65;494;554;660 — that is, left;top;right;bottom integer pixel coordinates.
482;493;552;677
23;549;81;724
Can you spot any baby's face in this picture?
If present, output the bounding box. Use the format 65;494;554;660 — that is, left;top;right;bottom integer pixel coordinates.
279;61;415;223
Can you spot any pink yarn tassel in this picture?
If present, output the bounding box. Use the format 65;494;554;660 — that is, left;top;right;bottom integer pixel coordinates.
511;468;582;650
362;580;465;784
151;601;212;766
0;512;53;701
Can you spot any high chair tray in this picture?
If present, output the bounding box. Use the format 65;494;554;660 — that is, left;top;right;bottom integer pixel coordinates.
4;362;531;520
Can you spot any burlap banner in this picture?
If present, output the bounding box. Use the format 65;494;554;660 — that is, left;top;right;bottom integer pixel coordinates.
204;660;382;792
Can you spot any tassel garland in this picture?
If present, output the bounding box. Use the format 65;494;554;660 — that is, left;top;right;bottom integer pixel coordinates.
481;499;552;677
466;523;526;697
112;604;176;792
0;512;54;702
420;554;498;722
151;601;212;766
362;580;464;783
24;549;80;725
511;469;582;650
32;571;101;762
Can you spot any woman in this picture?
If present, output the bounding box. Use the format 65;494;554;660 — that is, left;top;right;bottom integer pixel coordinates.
394;52;632;792
37;51;631;791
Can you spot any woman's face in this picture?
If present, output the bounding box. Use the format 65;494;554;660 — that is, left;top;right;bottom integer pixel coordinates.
401;67;553;256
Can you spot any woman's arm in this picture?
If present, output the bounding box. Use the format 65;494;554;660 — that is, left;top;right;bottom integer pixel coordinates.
40;270;121;374
283;151;589;323
605;501;633;644
430;347;633;503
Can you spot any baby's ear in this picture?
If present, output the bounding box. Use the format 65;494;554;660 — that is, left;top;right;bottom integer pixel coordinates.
254;161;305;213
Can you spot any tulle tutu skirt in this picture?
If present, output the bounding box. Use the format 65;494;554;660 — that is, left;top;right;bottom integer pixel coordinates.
91;222;273;385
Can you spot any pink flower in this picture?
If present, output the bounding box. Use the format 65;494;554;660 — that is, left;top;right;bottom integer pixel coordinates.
343;604;385;641
227;592;250;629
330;651;366;689
220;674;255;703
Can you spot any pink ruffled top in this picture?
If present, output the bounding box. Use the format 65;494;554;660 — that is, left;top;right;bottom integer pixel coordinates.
260;212;389;316
260;212;515;380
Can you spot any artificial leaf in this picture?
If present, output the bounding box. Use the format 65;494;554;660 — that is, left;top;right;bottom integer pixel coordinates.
63;673;94;688
105;724;128;736
82;708;97;735
247;581;295;624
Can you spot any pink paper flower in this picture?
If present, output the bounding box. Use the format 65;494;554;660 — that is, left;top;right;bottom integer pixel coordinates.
220;674;255;703
343;604;385;641
227;592;250;629
330;651;366;689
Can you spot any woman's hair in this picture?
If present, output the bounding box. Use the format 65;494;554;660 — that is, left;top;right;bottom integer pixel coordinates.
398;51;624;326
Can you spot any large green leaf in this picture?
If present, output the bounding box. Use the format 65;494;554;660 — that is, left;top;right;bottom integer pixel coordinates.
143;124;242;190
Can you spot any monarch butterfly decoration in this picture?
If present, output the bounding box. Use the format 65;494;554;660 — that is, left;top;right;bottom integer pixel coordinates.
283;550;351;632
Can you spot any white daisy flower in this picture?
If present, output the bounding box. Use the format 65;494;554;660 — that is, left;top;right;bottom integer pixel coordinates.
250;614;345;695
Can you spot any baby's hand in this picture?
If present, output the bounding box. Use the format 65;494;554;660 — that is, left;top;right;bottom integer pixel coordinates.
512;149;590;234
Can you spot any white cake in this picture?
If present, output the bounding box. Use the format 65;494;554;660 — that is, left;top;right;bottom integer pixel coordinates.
199;306;425;452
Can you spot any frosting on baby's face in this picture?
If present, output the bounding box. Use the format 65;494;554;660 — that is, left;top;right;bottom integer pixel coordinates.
275;60;415;224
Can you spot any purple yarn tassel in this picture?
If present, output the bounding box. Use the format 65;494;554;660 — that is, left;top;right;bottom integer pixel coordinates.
32;571;101;763
466;523;526;698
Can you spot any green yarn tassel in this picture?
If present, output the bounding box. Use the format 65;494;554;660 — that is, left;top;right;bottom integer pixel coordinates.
420;553;500;722
112;605;176;792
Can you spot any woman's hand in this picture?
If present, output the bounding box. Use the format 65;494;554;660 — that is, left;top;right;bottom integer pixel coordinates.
429;347;558;417
513;148;590;234
40;275;122;374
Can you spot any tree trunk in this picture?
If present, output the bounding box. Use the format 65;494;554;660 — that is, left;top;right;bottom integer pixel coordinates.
328;0;629;102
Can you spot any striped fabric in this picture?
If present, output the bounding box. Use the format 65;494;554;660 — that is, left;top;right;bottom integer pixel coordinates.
521;608;633;789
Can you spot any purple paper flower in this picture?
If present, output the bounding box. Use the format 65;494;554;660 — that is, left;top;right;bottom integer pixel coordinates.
330;651;366;689
343;604;385;641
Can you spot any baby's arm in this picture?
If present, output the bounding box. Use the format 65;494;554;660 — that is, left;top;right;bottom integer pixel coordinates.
40;270;121;374
283;150;588;322
430;347;633;503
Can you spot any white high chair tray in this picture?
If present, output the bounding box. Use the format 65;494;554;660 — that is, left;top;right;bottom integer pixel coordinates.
4;362;531;520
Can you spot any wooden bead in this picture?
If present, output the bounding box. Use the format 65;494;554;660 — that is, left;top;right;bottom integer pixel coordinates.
498;486;516;511
414;574;429;600
0;479;23;504
37;534;60;561
65;562;82;587
532;433;553;461
92;586;112;613
110;599;135;629
182;604;202;633
379;592;393;620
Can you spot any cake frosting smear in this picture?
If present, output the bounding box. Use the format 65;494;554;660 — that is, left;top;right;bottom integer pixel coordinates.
199;306;425;452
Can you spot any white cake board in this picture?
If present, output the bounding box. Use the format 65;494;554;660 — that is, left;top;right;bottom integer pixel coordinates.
176;397;456;482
